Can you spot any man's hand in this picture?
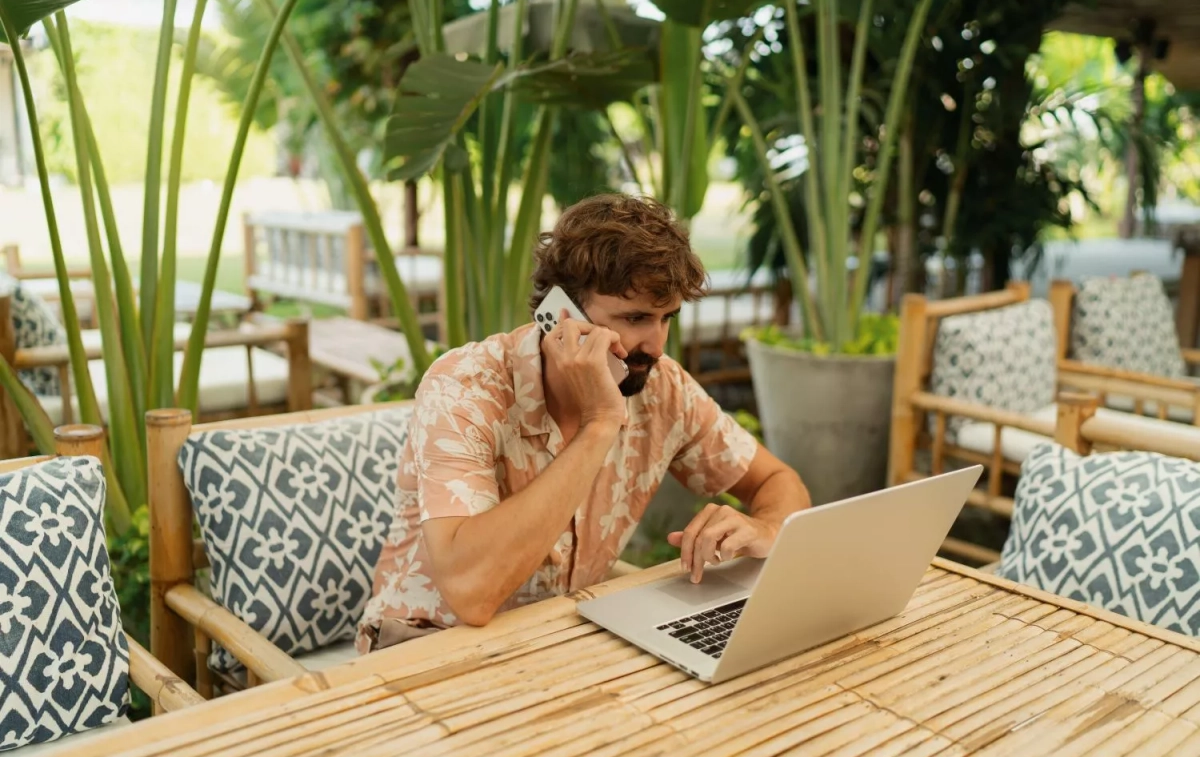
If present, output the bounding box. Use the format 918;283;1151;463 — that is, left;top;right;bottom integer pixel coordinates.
668;504;780;583
541;309;628;429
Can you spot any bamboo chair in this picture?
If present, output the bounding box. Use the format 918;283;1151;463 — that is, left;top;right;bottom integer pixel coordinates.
147;401;643;699
1054;390;1200;460
242;212;445;342
2;243;96;328
889;282;1197;564
1;424;202;753
1049;276;1200;423
679;272;792;388
0;293;313;459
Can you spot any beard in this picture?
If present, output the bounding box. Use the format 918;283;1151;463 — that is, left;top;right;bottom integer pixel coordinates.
618;350;658;396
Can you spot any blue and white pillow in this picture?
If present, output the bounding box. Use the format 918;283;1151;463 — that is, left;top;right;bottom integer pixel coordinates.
0;273;68;397
1071;274;1186;378
0;457;128;752
178;408;409;672
1000;442;1200;636
929;299;1058;437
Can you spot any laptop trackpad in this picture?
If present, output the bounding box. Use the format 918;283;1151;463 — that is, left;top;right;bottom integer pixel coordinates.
656;574;741;607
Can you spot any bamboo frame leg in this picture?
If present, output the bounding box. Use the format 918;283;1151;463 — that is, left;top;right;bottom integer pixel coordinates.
148;408;198;686
0;296;25;459
1056;393;1099;455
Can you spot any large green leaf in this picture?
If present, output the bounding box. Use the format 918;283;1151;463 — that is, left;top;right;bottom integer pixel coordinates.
384;54;504;181
651;0;767;27
511;48;656;108
0;0;80;42
659;21;707;218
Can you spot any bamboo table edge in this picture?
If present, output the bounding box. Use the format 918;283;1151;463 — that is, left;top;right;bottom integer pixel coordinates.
60;557;1200;756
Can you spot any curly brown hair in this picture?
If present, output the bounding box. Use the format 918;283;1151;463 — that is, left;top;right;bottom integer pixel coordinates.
528;194;708;314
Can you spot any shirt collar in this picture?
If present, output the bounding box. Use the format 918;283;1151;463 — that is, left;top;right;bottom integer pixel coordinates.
509;324;556;438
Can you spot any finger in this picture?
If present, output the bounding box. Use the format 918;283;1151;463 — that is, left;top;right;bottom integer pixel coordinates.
693;520;737;583
679;504;719;575
560;318;582;352
717;528;757;560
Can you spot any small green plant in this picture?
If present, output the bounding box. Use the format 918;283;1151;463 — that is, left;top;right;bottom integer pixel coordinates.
742;312;900;357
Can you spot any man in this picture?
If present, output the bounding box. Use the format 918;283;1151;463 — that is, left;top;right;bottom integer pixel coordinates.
356;194;810;653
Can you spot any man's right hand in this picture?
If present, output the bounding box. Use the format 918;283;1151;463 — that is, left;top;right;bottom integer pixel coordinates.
541;309;628;429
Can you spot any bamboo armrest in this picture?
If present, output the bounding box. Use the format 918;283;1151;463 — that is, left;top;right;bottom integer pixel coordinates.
1080;414;1200;461
606;560;642;580
11;268;93;281
1181;348;1200;366
13;325;297;369
126;633;205;712
164;584;307;683
910;392;1056;436
1058;359;1199;392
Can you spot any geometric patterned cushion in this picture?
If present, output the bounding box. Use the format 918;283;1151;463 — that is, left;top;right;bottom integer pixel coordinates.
177;408;409;673
0;273;67;397
998;442;1200;636
0;457;129;752
1071;274;1185;378
929;299;1058;436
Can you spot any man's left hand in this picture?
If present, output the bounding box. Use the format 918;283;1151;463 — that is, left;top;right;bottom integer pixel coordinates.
667;503;779;583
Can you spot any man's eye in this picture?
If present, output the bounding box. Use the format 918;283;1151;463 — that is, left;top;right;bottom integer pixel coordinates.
627;316;644;324
664;313;678;322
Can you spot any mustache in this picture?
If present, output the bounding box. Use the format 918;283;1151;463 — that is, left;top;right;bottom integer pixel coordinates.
624;350;657;368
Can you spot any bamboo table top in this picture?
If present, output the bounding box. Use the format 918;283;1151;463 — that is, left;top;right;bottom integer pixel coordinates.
68;558;1200;757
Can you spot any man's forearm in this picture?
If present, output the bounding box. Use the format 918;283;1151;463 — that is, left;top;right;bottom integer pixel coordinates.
747;469;810;530
427;421;620;624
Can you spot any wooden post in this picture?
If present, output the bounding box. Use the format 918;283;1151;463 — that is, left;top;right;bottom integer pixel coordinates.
242;214;261;313
1055;392;1099;455
1176;227;1200;352
345;223;369;321
284;319;312;411
147;408;197;686
888;294;929;487
1;244;18;272
1048;280;1075;362
0;294;25;459
1004;279;1032;300
53;424;104;458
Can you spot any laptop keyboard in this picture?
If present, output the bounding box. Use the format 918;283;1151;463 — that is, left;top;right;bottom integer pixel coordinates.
656;599;746;658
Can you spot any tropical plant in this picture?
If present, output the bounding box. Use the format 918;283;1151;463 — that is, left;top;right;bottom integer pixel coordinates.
724;0;932;354
0;0;302;653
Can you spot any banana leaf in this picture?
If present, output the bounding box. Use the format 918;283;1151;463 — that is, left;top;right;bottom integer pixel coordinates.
0;0;80;41
652;0;769;27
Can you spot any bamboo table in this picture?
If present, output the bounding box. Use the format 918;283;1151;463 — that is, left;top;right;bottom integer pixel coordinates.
68;558;1200;756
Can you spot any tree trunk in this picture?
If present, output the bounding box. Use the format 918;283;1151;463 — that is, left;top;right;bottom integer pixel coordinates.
1119;48;1149;239
890;112;918;305
404;180;419;248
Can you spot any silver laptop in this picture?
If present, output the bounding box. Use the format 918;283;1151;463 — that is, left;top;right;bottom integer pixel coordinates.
577;466;983;683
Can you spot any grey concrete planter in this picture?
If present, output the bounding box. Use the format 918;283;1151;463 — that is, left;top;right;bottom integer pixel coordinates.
746;338;896;506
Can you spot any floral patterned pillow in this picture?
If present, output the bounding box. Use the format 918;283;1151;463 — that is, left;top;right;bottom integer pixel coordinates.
177;408;409;672
999;442;1200;636
0;273;68;396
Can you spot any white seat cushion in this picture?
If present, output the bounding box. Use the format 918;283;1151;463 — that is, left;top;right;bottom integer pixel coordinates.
7;717;132;756
954;404;1185;463
253;255;443;300
293;640;358;672
37;344;291;425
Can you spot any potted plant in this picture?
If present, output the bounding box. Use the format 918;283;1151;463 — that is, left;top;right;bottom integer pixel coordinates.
729;0;933;505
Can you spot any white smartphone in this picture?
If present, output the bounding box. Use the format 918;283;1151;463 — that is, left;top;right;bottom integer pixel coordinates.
534;286;630;385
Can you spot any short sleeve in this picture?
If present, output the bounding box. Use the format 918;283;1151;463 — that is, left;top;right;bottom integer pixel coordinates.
667;366;759;497
411;372;502;522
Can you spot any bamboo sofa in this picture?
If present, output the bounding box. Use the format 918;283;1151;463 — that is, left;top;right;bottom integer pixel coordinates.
1049;273;1200;421
242;211;444;341
990;391;1200;638
889;281;1200;564
0;281;312;459
147;402;642;699
1;424;203;755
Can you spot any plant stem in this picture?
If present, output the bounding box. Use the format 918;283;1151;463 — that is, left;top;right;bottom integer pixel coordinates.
179;0;305;413
849;0;934;334
731;88;821;340
54;12;143;526
154;0;207;412
0;9;101;430
783;1;825;338
140;0;178;359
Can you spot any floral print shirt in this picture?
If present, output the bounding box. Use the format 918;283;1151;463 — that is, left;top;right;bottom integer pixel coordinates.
356;323;758;653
